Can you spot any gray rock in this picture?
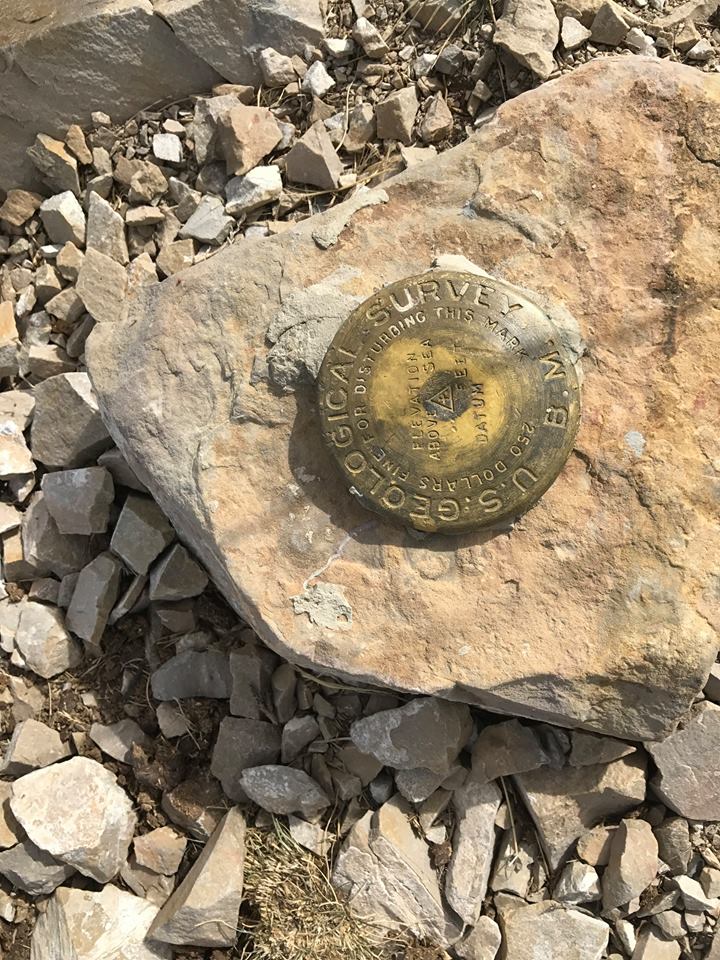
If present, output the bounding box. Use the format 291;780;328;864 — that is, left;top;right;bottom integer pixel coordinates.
86;192;129;264
76;247;128;324
555;860;601;903
225;165;283;218
455;916;502;960
39;192;86;247
489;831;537;897
27;135;81;195
211;717;281;800
632;926;681;959
10;756;136;882
646;702;720;820
654;818;691;876
152;0;323;87
352;16;389;58
151;649;231;699
149;543;209;600
65;553;122;655
161;776;224;842
156;702;190;738
0;838;75;895
351;697;472;773
497;898;609;960
89;718;153;764
446;778;502;925
494;0;559;79
395;766;456;803
14;600;82;679
590;0;630;43
672;874;720;912
111;494;175;575
0;718;70;776
189;94;243;165
704;663;720;702
0;421;34;478
153;133;183;164
569;731;635;767
134;826;187;876
259;47;296;88
514;755;647;869
41;466;115;535
178;195;234;245
288;815;332;856
375;86;419;145
472;719;550;782
148;807;246;948
419;94;454;144
22;492;95;579
31;372;111;468
121;855;176;907
561;14;591;49
285;121;343;189
0;782;23;850
281;715;320;763
301;61;336;98
576;825;616;866
240;765;330;817
602;819;658;912
229;643;278;718
332;799;454;944
31;884;171;960
109;573;147;624
97;447;148;492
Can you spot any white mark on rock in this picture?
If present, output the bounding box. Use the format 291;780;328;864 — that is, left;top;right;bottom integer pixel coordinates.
311;187;389;250
292;582;353;630
625;430;646;457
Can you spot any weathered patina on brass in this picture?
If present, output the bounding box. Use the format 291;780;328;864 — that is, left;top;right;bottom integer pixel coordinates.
317;270;581;533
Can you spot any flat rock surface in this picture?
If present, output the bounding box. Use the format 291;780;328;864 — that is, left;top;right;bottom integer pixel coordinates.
88;58;720;742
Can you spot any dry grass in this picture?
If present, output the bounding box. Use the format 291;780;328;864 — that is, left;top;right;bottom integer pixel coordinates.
238;819;400;960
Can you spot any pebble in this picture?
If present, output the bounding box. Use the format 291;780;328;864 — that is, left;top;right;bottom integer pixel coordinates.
65;123;92;165
210;717;281;800
178;195;234;245
157;238;195;277
352;16;390;58
216;105;283;176
281;715;321;763
419;93;453;143
590;1;630;44
259;47;297;87
562;15;592;49
555;859;602;903
13;600;82;678
153;133;183;164
134;826;187;875
302;61;336;97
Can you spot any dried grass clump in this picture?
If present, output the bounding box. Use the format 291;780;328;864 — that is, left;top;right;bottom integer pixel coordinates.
238;819;396;960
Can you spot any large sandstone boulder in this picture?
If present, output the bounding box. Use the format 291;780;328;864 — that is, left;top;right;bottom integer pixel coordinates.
87;58;720;741
0;0;324;191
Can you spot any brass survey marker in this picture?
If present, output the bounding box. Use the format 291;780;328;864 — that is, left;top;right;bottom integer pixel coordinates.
318;270;581;534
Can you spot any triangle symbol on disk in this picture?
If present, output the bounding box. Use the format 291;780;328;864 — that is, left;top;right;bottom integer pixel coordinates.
427;385;454;412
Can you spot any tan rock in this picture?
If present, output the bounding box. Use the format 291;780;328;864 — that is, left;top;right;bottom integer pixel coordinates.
285;121;343;190
515;755;647;869
497;898;609;960
602;818;658;911
148;807;245;947
217;105;282;176
419;93;454;144
576;825;616;866
86;59;720;742
375;86;419;145
495;0;560;79
65;123;92;165
0;189;42;227
134;826;187;876
27;134;80;195
76;248;128;324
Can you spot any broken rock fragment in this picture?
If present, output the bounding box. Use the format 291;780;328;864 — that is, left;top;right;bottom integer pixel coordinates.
332;799;451;944
10;756;136;882
151;649;231;700
472;719;549;782
350;696;472;773
646;702;720;820
178;196;234;246
32;884;171;960
41;466;114;535
13;601;82;678
285;122;343;189
211;717;281;800
27;134;81;195
86;192;129;264
31;372;110;468
76;247;128;324
497;898;609;959
148;807;245;948
240;765;330;817
602;818;658;911
446;778;502;925
134;826;187;876
149;543;208;601
0;838;75;895
1;718;70;776
39;191;86;247
494;0;560;79
90;718;153;764
111;494;175;575
225;165;283;218
514;754;647;869
376;86;419;145
217;105;283;176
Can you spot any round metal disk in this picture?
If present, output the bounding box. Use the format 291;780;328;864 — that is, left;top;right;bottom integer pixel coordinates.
317;270;581;534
